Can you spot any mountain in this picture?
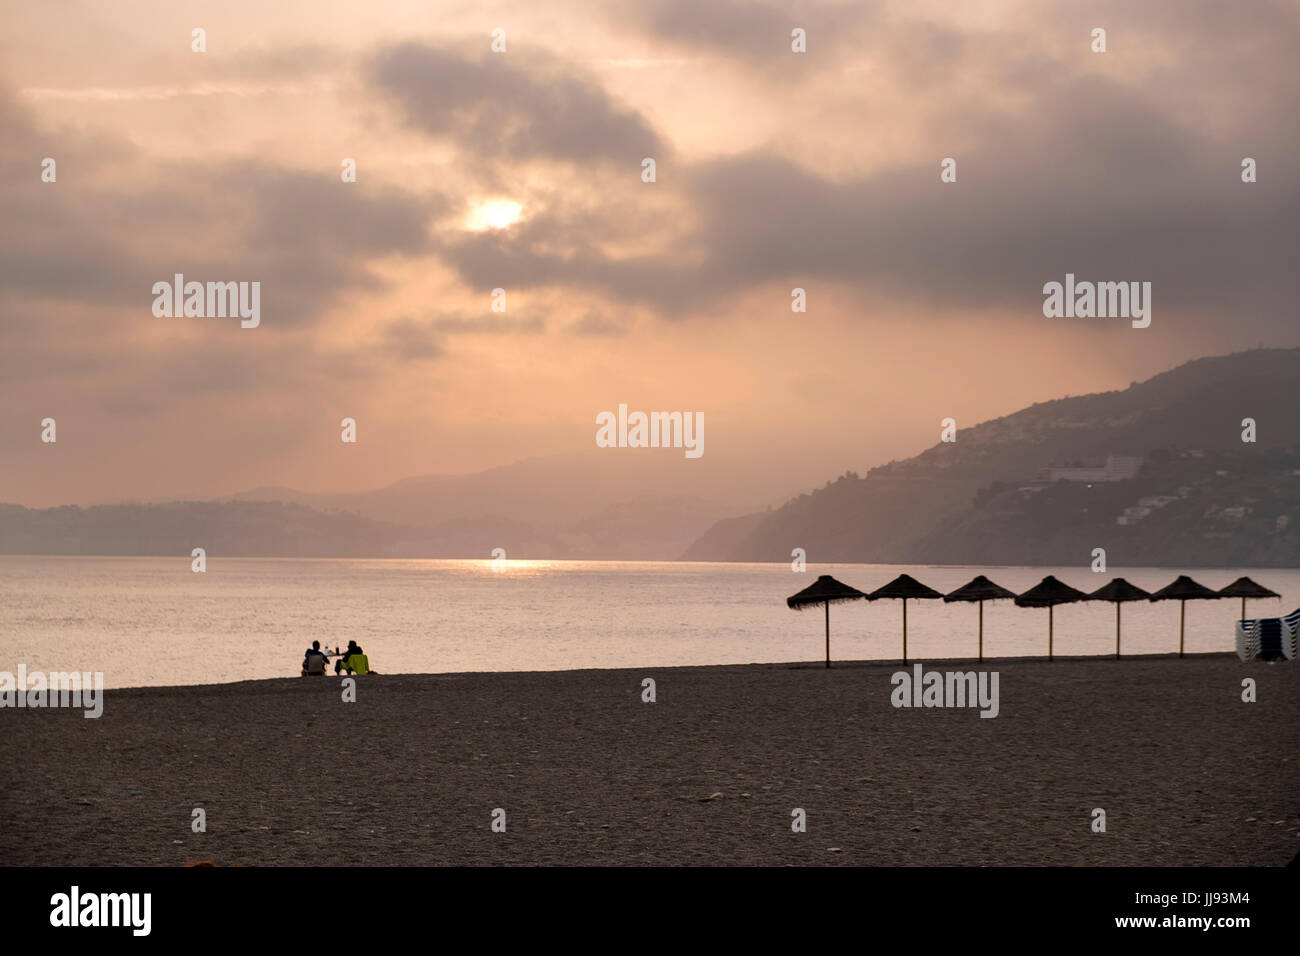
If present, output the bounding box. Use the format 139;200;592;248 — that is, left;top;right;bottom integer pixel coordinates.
0;496;730;560
0;500;409;557
220;450;809;558
0;497;708;559
227;450;783;528
682;347;1300;567
0;450;776;558
8;348;1298;564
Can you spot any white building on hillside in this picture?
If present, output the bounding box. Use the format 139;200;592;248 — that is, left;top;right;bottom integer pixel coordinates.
1043;455;1143;483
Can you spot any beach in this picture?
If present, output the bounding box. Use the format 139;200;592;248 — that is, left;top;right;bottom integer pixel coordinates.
3;654;1296;866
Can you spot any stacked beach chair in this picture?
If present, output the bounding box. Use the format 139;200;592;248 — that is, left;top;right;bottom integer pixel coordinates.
1236;609;1300;662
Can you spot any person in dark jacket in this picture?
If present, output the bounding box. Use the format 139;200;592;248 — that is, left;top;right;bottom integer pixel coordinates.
302;641;329;676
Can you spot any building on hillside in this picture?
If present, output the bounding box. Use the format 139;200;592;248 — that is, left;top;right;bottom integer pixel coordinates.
1116;506;1152;526
1138;495;1177;509
1041;455;1143;483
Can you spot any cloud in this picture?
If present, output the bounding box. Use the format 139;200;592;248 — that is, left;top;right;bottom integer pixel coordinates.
380;312;547;361
380;318;446;362
426;313;546;335
367;42;666;163
0;79;448;429
0;87;440;327
411;25;1299;334
682;75;1297;323
605;0;880;64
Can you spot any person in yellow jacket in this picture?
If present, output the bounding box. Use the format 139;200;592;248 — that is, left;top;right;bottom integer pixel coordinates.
333;640;365;675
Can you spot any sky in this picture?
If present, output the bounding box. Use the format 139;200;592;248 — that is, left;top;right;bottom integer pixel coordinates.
1;0;1296;508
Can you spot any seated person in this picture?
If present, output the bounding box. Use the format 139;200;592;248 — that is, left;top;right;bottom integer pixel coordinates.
334;640;365;675
301;640;329;676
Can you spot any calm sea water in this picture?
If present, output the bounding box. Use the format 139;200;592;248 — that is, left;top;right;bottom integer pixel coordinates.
2;557;1295;688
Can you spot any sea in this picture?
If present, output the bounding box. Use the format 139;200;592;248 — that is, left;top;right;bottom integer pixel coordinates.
2;557;1295;689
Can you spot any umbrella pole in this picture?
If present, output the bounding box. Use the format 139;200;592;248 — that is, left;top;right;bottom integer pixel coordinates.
902;598;908;664
1179;600;1185;658
978;600;984;663
1048;605;1054;661
1115;602;1121;660
1241;596;1246;622
824;601;830;669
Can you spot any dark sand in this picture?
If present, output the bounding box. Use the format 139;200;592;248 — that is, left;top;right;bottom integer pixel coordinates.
3;655;1297;866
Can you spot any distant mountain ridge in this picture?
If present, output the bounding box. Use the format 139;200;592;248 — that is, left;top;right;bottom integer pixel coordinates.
683;347;1300;567
220;449;790;558
226;449;803;527
5;348;1297;564
0;494;729;560
0;449;767;559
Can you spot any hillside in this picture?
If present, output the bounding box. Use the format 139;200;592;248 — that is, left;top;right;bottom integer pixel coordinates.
0;497;716;560
0;501;409;558
227;450;789;529
218;450;801;559
683;347;1300;567
8;348;1297;564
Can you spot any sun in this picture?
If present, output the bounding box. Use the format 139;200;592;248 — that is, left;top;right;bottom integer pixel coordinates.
466;198;523;231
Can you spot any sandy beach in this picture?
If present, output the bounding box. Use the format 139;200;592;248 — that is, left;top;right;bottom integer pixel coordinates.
3;654;1296;866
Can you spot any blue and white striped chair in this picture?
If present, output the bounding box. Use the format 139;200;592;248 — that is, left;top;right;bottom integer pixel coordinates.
1237;609;1299;661
1284;609;1300;661
1236;619;1258;662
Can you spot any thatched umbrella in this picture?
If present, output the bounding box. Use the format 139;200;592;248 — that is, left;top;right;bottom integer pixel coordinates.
943;575;1017;662
1148;575;1224;658
1084;578;1151;659
1217;576;1280;622
868;573;943;664
1015;575;1086;661
786;575;870;668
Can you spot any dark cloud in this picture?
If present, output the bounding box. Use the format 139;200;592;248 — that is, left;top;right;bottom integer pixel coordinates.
383;318;446;362
607;0;878;63
381;312;547;361
420;48;1298;335
0;88;440;327
0;81;447;427
687;75;1298;324
427;313;545;335
433;225;693;311
367;42;666;163
4;0;1298;417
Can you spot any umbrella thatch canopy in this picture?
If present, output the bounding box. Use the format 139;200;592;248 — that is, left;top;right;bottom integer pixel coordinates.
868;573;943;664
1015;575;1086;661
944;575;1017;662
1217;576;1281;622
787;575;870;668
1148;575;1224;658
1084;578;1151;659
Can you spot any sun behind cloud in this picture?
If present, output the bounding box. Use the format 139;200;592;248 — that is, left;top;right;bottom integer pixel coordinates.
465;198;523;231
